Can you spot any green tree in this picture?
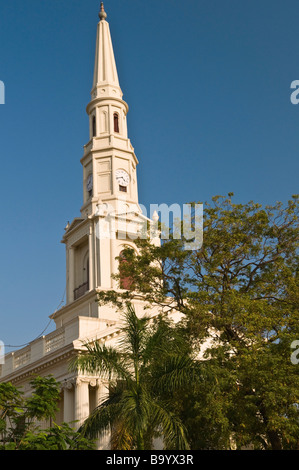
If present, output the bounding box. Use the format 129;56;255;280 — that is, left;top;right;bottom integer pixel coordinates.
97;194;299;450
70;303;194;450
0;375;94;450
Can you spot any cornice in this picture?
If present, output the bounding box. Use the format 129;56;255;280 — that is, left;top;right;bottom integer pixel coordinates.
61;217;94;246
80;140;138;166
1;344;76;386
49;289;98;320
86;96;129;115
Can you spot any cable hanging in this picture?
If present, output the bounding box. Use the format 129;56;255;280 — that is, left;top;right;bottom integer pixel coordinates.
4;288;66;349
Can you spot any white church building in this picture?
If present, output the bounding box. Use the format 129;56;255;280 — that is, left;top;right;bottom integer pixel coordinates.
0;4;179;442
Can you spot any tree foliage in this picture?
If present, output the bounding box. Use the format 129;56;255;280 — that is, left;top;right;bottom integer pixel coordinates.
0;375;94;450
97;194;299;449
70;303;195;450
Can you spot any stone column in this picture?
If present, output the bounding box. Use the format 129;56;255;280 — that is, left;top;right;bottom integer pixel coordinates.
95;380;110;450
88;223;95;291
95;379;109;407
63;380;74;424
74;378;90;430
68;246;75;303
97;215;112;288
110;225;117;289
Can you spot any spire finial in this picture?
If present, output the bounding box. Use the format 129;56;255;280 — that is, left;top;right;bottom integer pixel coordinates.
99;2;107;21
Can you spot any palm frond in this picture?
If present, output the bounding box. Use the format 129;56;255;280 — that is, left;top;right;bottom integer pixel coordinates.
150;355;201;393
79;383;124;439
141;316;188;366
70;342;132;382
110;419;135;450
118;303;150;358
69;303;195;450
151;401;190;450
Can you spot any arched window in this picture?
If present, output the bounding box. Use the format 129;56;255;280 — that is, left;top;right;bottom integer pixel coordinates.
114;113;119;133
119;249;133;290
92;115;96;137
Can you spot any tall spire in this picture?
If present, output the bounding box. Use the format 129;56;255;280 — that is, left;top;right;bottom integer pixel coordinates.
83;4;137;219
91;3;123;101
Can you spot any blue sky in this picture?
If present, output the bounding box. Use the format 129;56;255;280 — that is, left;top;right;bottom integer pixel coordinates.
0;0;298;349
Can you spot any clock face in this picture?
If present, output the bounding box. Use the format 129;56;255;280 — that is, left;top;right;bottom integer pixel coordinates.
115;169;130;187
87;174;93;191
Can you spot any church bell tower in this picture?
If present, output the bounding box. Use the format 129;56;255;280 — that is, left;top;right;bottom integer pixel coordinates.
60;3;149;312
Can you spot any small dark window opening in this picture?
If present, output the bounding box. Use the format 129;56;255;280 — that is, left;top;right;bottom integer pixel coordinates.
119;185;127;193
114;113;119;133
92;116;96;137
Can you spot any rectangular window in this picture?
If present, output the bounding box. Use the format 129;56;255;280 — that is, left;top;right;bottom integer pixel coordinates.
119;185;127;192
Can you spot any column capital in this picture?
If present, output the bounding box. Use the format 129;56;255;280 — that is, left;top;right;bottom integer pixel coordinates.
61;378;75;390
75;377;91;387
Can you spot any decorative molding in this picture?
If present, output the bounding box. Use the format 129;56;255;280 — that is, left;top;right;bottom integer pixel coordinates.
45;330;65;354
4;348;76;386
14;348;31;370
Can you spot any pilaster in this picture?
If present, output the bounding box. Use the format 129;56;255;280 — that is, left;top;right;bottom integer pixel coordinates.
62;380;74;424
74;378;90;429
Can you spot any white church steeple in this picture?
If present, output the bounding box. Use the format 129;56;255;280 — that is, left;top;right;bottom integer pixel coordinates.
62;4;144;306
81;2;139;218
91;3;123;101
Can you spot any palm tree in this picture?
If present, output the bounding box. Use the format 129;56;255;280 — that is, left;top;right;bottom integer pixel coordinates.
70;303;195;450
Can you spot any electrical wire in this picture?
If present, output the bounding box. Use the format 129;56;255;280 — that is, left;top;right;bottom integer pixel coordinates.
4;288;66;349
